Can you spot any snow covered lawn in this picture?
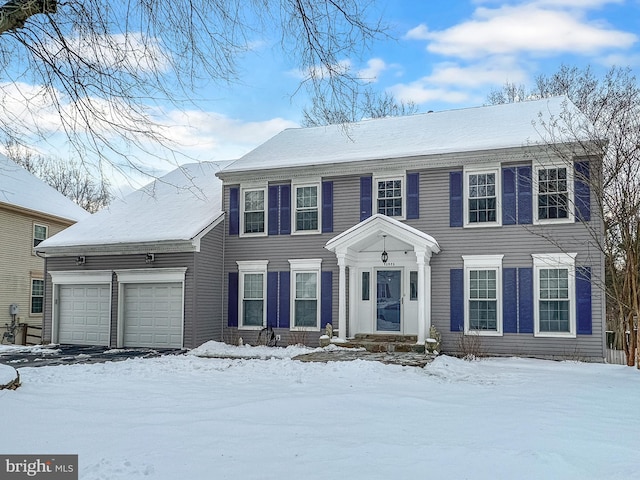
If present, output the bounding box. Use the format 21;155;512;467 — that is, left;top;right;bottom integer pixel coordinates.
1;345;638;480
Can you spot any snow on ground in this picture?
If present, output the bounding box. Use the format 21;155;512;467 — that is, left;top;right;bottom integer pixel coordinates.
189;340;328;359
0;363;17;386
0;344;60;355
1;349;638;480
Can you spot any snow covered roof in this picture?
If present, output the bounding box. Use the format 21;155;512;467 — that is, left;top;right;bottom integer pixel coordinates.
222;96;591;174
37;161;231;251
0;154;90;222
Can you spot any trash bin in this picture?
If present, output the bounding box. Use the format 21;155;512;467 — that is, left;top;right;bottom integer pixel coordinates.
14;323;27;346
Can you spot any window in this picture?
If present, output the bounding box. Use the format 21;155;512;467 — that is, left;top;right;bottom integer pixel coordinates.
533;253;576;337
293;183;320;233
33;224;48;248
31;279;44;314
463;255;503;335
464;167;501;226
289;259;322;330
362;271;370;301
374;175;405;218
534;163;574;224
241;187;266;236
409;271;418;301
237;260;268;329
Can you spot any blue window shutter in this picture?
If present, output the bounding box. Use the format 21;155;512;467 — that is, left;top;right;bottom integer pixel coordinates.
229;187;240;235
322;181;334;233
360;176;372;221
574;161;591;222
267;272;278;328
576;267;592;335
449;171;463;227
518;268;533;333
503;268;517;333
268;186;280;235
502;168;517;226
321;271;333;329
228;272;238;327
280;185;291;235
278;271;290;328
407;172;420;220
450;269;464;332
517;167;532;225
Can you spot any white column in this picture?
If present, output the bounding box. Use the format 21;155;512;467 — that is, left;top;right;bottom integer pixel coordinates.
337;254;347;340
416;250;426;344
424;259;432;337
348;264;358;339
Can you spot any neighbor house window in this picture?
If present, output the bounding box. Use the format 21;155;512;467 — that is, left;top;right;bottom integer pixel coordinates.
463;255;503;335
293;183;320;233
33;224;48;248
237;260;268;329
464;167;501;226
534;163;574;224
533;253;576;337
374;175;405;218
241;187;266;235
289;259;322;330
31;279;44;314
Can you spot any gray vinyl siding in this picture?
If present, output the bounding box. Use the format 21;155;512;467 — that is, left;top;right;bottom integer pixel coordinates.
43;252;196;347
191;224;225;347
223;163;605;359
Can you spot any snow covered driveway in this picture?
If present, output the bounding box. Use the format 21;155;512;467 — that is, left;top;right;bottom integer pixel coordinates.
0;349;637;480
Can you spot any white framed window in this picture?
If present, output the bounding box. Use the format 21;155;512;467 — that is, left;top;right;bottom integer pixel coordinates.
292;182;321;234
374;174;405;219
533;253;577;338
237;260;268;329
289;259;322;330
33;224;48;249
463;255;503;336
464;167;501;227
533;161;574;224
31;278;44;315
240;187;267;236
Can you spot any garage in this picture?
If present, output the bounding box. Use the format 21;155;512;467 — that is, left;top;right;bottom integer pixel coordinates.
58;284;111;345
122;282;183;348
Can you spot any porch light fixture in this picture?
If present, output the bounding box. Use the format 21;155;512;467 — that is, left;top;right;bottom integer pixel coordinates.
75;255;86;265
145;253;155;264
381;235;388;265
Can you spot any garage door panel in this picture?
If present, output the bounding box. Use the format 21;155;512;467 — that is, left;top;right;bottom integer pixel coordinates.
123;283;183;348
58;284;110;345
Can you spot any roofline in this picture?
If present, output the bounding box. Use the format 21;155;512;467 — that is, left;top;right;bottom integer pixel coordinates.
0;201;84;225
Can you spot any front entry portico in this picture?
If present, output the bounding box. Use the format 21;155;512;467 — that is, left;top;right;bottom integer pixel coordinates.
325;214;440;344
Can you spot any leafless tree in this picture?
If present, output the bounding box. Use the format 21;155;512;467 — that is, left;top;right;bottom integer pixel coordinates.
489;65;640;367
0;0;385;169
6;141;111;212
302;88;418;127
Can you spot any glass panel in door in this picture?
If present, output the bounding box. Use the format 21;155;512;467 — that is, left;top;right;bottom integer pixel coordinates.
376;270;401;332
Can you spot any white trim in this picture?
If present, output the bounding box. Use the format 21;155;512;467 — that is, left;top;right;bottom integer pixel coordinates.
239;185;268;238
463;255;503;336
49;270;113;284
291;181;322;235
463;165;502;228
372;173;406;220
32;223;48;254
115;267;187;284
237;260;269;330
289;259;322;331
533;160;575;225
532;253;577;338
30;278;45;316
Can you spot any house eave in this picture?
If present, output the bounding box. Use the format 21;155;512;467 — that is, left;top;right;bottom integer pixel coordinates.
36;239;199;257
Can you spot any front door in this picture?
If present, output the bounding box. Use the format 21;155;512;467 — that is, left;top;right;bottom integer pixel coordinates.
376;270;402;332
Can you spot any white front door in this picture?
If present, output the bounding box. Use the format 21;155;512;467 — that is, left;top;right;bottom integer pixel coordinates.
376;269;402;332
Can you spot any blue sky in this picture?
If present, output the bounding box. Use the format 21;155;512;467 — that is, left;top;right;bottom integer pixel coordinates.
5;0;640;188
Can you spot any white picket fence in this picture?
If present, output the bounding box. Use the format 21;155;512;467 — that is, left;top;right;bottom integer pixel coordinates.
606;348;627;365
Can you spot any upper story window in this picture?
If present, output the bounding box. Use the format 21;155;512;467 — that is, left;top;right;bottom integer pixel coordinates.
464;167;501;227
33;224;48;249
533;253;576;337
463;255;503;336
241;187;267;236
534;162;574;224
293;183;320;233
237;260;268;329
374;174;405;219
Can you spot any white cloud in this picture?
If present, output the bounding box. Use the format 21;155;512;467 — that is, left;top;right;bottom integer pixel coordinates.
357;58;388;83
404;24;430;41
426;60;528;88
388;81;474;105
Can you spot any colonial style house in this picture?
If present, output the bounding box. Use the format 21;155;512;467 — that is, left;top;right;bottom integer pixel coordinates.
37;97;606;360
0;154;89;344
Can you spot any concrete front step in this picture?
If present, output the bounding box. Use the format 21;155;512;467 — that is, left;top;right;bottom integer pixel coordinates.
344;334;425;353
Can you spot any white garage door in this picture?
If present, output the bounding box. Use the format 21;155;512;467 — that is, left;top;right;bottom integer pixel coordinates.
123;283;183;348
58;284;111;345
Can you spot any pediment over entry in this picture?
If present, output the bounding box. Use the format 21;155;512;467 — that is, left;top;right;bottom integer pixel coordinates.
325;214;440;257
